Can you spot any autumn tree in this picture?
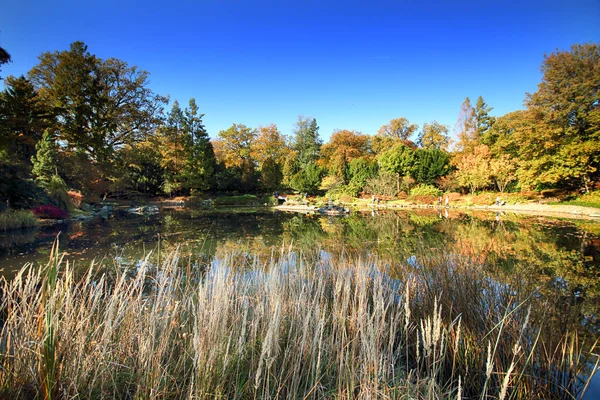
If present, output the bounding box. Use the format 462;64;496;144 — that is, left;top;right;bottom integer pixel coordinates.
453;97;477;153
215;123;256;168
455;144;492;194
321;129;371;179
250;124;289;167
378;117;418;141
523;43;600;191
489;154;516;192
417;121;450;150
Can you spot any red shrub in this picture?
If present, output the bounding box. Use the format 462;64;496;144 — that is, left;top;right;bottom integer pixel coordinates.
68;190;84;207
32;204;69;220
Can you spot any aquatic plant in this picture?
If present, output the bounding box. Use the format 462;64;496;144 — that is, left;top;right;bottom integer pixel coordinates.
0;209;38;231
0;248;597;399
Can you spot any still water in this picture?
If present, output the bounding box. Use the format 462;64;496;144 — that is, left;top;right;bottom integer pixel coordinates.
1;206;600;396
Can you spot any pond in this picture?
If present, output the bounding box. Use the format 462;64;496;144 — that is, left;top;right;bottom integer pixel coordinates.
1;206;600;397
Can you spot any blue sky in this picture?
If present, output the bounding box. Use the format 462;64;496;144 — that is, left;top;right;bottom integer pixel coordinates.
1;0;598;141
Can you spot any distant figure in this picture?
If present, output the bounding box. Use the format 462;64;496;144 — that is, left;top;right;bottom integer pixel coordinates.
438;196;442;206
495;196;501;206
376;197;381;206
445;196;449;208
371;195;375;205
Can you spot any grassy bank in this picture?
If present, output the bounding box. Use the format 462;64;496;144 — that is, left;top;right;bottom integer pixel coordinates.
0;209;38;232
0;247;597;399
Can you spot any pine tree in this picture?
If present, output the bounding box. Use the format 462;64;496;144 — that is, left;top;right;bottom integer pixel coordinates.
31;129;58;187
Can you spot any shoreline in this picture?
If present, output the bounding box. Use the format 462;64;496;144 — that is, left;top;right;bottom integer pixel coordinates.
276;202;600;220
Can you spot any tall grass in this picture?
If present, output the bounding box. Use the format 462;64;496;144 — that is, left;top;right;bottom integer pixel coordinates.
0;209;38;232
0;247;597;399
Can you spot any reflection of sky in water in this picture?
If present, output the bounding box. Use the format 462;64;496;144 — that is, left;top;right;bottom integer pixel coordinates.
0;206;599;395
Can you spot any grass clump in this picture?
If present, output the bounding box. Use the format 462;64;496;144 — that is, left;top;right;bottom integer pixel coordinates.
0;247;597;399
556;190;600;209
0;209;38;231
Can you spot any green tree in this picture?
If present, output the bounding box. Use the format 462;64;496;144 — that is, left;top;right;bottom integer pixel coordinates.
475;96;495;139
417;121;450;150
182;98;215;192
348;157;378;191
260;157;283;192
0;44;10;80
523;43;600;191
378;143;416;193
31;129;59;186
28;41;167;166
293;116;322;166
0;75;51;167
411;148;450;185
290;164;323;194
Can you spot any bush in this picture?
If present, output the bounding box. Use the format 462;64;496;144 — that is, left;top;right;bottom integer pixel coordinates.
409;184;442;197
32;204;69;220
364;171;398;197
47;174;72;211
0;209;38;231
212;195;259;206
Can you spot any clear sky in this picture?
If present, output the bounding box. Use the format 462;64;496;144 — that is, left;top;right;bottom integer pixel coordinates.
1;0;598;141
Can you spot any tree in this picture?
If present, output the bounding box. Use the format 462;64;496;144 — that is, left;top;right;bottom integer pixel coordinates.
489;154;516;193
453;97;477;153
523;43;600;191
157;101;188;195
411;148;450;186
182;98;215;192
290;163;323;194
215;123;256;168
0;44;10;80
321;129;371;180
378;117;418;141
378;143;416;193
251;124;289;167
475;96;495;139
417;121;450;150
31;129;59;186
293;116;322;166
259;157;283;191
28;41;167;166
455;144;492;194
348;157;378;191
0;75;51;166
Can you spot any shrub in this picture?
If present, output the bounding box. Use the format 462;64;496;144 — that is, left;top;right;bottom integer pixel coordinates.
409;184;442;197
47;174;72;211
32;204;69;220
67;190;84;207
0;209;38;231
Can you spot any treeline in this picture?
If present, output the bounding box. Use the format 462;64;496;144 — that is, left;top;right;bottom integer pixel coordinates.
0;42;598;208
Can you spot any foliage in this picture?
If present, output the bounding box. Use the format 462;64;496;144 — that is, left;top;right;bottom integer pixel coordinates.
290;163;323;194
378;143;415;193
292;116;322;166
455;144;492;194
28;41;167;166
411;148;450;185
212;194;260;206
409;184;442;197
215;123;255;168
321;129;371;177
259;157;283;192
418;121;450;151
31;204;69;219
453;97;477;154
378;117;418;141
489;154;517;193
348;157;378;191
0;76;51;166
475;96;495;139
0;209;38;231
0;44;10;79
31;129;58;187
46;174;72;211
364;170;398;197
251;124;289;167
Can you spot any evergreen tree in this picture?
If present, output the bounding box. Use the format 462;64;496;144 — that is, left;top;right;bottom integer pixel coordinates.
182;98;215;192
31;129;58;187
293;116;322;166
475;96;496;140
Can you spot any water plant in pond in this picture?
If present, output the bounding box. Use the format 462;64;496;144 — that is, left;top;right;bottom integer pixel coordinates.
0;246;597;399
0;209;38;231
